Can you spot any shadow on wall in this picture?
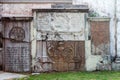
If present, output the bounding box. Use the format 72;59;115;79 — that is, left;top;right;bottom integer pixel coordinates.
0;32;3;70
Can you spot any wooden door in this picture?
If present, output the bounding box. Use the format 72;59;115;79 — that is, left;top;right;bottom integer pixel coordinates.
37;41;85;72
3;19;31;72
90;21;110;55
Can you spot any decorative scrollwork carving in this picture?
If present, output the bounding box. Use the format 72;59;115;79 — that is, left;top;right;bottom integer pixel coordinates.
47;41;74;63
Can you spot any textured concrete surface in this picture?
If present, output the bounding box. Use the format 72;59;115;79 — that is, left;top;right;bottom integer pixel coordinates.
0;71;27;80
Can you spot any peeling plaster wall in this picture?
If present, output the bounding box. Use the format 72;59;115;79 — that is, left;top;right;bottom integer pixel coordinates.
73;0;114;71
85;41;102;71
73;0;114;55
85;41;111;71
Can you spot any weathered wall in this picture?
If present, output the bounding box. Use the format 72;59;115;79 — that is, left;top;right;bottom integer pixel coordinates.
90;20;110;55
116;1;120;57
85;41;102;71
1;4;51;17
85;19;111;71
36;13;86;41
73;0;114;71
0;1;117;71
32;12;87;72
73;0;115;56
0;3;52;72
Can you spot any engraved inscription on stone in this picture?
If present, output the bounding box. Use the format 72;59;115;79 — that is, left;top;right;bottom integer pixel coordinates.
5;47;30;72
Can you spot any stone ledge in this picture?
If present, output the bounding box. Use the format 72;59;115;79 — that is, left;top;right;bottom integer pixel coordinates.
33;4;89;12
52;4;88;9
88;17;110;21
1;0;72;4
33;8;89;13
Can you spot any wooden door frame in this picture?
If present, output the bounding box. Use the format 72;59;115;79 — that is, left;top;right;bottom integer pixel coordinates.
2;17;33;73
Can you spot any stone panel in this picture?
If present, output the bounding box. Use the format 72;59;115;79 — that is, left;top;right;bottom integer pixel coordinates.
36;12;85;40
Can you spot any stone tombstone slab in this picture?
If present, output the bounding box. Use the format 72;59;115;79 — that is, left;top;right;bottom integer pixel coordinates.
33;8;88;72
36;12;86;41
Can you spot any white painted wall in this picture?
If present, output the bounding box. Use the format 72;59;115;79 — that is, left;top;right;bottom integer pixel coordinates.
73;0;116;56
116;0;120;57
